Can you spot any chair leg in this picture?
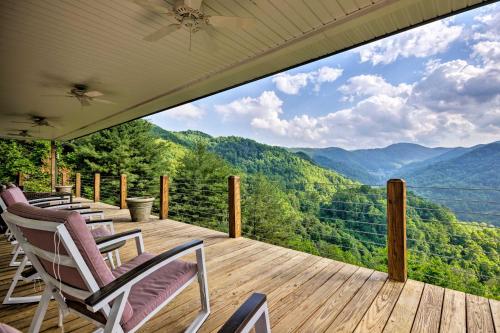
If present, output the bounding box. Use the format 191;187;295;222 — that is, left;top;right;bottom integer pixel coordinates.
185;247;210;333
10;243;23;266
114;249;121;266
107;252;115;269
58;307;64;327
255;304;271;333
28;286;52;333
3;256;41;304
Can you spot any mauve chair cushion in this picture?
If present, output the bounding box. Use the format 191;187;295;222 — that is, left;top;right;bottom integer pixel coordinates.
6;203;133;324
90;226;112;238
0;323;22;333
0;187;29;206
112;253;198;332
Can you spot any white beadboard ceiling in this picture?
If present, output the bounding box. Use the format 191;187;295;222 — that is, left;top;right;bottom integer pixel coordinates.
0;0;492;140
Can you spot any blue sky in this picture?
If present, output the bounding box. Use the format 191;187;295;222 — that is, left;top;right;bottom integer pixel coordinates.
147;3;500;150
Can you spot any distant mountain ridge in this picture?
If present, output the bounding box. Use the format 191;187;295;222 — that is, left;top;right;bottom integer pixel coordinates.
294;141;500;224
291;143;454;184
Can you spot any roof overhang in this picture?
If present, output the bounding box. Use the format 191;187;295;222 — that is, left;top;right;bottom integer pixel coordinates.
0;0;494;140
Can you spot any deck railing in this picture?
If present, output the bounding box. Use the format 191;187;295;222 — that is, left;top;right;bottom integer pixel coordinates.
14;171;499;299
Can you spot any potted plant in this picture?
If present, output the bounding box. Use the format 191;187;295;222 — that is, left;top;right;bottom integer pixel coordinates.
55;184;73;194
126;196;155;222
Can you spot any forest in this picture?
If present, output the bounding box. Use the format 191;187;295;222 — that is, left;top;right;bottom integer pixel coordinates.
0;119;498;300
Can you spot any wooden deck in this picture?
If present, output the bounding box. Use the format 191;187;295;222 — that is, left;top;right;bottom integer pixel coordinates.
1;201;498;333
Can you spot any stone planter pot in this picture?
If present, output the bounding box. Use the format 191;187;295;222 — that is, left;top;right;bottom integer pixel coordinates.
126;197;155;222
55;185;73;194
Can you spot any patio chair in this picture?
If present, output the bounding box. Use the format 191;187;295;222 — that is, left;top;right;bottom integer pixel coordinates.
3;203;210;333
218;293;271;333
1;186;109;268
1;188;126;305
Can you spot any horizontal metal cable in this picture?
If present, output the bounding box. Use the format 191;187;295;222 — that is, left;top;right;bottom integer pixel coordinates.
415;218;499;229
318;216;387;227
407;185;500;191
319;207;385;217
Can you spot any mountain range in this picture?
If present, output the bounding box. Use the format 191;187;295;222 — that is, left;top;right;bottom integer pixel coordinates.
294;141;500;224
152;125;499;224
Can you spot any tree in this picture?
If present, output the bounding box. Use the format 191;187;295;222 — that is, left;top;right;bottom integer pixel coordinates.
65;120;172;203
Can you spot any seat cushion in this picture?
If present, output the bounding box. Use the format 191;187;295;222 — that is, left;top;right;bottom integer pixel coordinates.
0;323;22;333
91;226;112;238
112;253;198;332
0;187;29;206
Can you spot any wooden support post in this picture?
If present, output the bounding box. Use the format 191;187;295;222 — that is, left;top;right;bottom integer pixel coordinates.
75;173;81;198
93;173;100;203
228;176;241;238
160;175;169;220
387;179;407;282
50;140;57;192
120;174;127;209
16;172;25;188
61;171;68;186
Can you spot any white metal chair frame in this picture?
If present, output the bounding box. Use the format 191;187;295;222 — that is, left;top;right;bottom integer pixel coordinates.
218;293;271;333
3;210;210;333
1;196;116;305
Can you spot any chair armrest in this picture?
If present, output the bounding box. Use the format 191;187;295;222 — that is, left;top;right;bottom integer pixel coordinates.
85;239;203;311
95;229;142;249
43;202;85;208
86;219;113;228
30;198;69;206
218;293;268;333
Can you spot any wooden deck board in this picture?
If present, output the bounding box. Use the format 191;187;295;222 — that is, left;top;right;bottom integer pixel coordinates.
466;294;495;333
440;289;466;333
411;284;444;333
0;200;497;333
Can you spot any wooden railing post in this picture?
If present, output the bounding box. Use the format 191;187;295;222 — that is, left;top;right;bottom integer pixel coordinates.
160;175;169;220
50;140;57;192
93;173;100;203
387;179;407;282
75;173;81;198
16;172;25;188
61;170;68;186
120;174;127;209
228;176;241;238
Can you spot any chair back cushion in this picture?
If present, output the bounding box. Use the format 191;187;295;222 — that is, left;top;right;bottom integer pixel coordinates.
0;187;29;206
6;203;133;323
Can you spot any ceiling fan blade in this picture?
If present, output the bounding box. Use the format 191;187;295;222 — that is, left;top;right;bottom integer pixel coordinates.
133;0;173;14
197;28;218;51
11;121;33;124
185;0;203;10
207;16;255;29
144;24;181;41
79;98;91;107
93;98;116;105
85;90;104;98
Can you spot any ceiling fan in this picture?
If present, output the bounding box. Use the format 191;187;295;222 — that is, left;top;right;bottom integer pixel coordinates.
68;84;115;107
6;130;33;138
49;84;115;107
10;115;58;128
134;0;255;46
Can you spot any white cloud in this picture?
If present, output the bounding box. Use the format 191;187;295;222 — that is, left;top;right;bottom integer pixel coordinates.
272;66;343;95
164;103;205;120
357;20;463;65
215;53;500;148
338;75;412;101
473;41;500;65
473;7;500;42
272;73;309;95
